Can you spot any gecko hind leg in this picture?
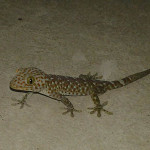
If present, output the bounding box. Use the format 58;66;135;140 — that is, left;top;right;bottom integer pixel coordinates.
89;93;113;117
11;92;32;109
79;72;103;80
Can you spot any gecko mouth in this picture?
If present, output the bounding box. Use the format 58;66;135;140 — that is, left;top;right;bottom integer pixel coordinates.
9;83;31;92
9;81;20;90
9;87;29;93
9;86;32;92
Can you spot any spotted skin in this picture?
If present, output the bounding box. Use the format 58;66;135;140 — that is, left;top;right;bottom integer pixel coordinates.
10;67;150;117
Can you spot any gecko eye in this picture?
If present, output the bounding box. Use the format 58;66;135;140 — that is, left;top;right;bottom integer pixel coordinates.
27;76;35;84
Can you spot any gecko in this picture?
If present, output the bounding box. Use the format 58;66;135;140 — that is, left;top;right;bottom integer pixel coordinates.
9;67;150;117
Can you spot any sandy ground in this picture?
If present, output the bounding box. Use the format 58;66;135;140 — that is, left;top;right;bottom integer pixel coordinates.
0;0;150;150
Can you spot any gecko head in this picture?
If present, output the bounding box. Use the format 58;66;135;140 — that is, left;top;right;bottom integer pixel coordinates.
10;67;49;92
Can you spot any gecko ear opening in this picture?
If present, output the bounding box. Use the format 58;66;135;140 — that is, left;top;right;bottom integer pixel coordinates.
27;76;35;84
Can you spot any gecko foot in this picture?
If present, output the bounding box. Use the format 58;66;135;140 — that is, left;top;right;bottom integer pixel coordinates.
11;93;31;109
88;101;113;117
79;72;103;80
11;98;31;109
62;108;82;117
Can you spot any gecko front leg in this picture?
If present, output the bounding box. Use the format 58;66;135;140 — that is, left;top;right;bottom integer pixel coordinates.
11;92;33;108
46;91;81;117
88;91;113;117
61;96;81;117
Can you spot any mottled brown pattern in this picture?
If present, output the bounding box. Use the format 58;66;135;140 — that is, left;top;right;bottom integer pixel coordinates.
10;67;150;117
113;81;123;88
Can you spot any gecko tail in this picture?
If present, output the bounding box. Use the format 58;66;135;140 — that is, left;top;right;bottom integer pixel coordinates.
111;69;150;89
